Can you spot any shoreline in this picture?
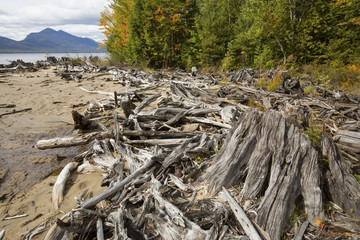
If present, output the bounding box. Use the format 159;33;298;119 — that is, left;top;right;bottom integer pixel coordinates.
0;52;108;65
0;67;116;238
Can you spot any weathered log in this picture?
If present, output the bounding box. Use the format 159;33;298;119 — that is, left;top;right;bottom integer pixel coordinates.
36;131;113;150
322;135;360;217
52;162;79;210
165;108;193;126
186;116;232;129
204;109;323;239
128;138;190;146
133;93;161;114
80;156;157;209
121;130;197;138
333;130;360;149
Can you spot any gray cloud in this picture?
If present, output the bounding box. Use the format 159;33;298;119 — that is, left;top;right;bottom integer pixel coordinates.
0;0;109;41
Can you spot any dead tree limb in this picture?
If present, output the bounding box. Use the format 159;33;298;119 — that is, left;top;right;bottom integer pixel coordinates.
36;132;113;150
222;187;262;240
80;157;157;209
0;108;32;118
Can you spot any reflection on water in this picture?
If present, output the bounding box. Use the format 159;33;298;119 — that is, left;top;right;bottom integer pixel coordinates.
0;52;108;65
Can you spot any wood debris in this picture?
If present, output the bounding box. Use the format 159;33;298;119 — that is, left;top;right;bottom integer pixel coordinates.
21;61;360;239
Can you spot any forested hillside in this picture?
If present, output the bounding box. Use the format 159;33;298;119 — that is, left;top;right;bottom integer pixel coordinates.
99;0;359;70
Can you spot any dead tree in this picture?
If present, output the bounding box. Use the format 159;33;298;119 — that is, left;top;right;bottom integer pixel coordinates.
204;109;323;239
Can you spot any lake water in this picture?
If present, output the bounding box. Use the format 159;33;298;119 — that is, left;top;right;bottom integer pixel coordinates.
0;52;108;65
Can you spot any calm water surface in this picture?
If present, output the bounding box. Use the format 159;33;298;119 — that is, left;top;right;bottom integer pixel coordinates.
0;52;108;65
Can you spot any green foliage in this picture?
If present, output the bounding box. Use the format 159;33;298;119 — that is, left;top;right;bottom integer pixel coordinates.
304;126;322;147
303;85;317;96
196;0;241;66
66;57;85;65
303;118;322;148
99;0;360;70
355;174;360;184
195;156;203;164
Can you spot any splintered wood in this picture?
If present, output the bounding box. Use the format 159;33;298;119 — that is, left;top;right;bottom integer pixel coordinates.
32;64;360;240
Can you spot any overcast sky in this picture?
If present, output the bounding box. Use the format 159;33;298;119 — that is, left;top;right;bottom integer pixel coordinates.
0;0;109;41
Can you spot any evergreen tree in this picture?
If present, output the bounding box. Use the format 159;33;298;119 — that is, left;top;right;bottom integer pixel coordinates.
196;0;240;66
99;0;360;69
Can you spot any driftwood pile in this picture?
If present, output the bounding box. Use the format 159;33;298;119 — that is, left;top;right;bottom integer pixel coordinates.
0;56;109;77
0;59;37;73
16;65;360;239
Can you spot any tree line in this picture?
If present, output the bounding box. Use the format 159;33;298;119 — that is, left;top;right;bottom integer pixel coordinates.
99;0;360;70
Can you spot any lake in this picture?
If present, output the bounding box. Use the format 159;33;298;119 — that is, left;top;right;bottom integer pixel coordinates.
0;52;108;65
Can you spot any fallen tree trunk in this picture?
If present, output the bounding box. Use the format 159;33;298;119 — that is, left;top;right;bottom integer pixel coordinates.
121;130;197;138
36;131;113;149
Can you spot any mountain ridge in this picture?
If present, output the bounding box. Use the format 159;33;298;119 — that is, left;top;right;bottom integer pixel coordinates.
0;28;105;53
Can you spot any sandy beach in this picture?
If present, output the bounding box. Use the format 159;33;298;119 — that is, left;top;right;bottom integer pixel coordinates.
0;67;118;239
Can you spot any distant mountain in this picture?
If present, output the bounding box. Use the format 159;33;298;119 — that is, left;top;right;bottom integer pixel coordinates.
0;28;105;53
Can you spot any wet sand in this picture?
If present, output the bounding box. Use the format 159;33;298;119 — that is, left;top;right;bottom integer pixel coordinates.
0;67;118;238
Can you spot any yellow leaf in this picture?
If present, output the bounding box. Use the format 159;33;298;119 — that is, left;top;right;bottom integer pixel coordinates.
314;218;321;225
346;232;351;237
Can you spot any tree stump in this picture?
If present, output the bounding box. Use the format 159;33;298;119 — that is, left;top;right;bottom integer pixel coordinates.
204;109;323;239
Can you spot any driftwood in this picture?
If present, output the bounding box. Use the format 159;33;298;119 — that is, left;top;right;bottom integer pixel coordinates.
205;109;323;239
293;221;309;240
72;110;96;129
36;131;112;149
80;157;158;209
60;71;83;81
0;229;4;240
0;104;16;108
34;65;360;240
322;135;360;217
121;130;197;138
333;130;360;150
82;139;119;171
52;162;79;210
96;218;104;240
222;187;262;240
0;108;32;118
3;214;28;220
20;222;47;240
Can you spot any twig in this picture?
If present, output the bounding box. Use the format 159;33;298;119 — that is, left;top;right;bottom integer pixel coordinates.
0;108;31;118
3;214;28;220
